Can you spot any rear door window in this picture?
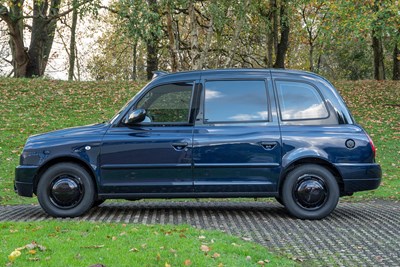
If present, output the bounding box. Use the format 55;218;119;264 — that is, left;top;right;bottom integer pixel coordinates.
275;81;329;121
204;80;269;123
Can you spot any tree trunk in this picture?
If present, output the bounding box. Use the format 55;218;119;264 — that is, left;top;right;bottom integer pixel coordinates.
131;41;137;80
271;0;278;54
309;44;314;72
198;16;213;69
372;32;385;80
189;1;200;70
146;0;159;80
273;0;290;69
166;8;178;72
146;39;158;80
26;0;61;77
1;1;29;77
68;0;78;81
265;0;275;67
393;37;400;80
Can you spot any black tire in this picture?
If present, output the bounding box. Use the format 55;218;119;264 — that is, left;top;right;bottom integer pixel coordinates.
37;163;95;218
281;164;339;220
275;197;285;206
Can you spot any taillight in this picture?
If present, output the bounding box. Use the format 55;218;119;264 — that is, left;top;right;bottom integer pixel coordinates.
366;133;376;158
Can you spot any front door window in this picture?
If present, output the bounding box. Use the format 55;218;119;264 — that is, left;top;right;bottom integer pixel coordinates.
136;82;193;124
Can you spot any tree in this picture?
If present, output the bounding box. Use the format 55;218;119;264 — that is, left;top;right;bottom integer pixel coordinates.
0;0;93;78
299;0;328;72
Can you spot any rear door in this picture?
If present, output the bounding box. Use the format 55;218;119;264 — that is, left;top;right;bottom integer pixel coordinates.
193;73;282;194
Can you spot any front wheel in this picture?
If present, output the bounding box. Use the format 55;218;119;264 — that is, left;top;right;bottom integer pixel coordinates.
37;163;95;217
281;164;339;220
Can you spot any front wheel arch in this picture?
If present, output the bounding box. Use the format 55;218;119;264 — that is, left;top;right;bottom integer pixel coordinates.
34;156;98;196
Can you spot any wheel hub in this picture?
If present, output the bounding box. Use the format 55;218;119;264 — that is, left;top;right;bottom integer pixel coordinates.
294;175;327;210
50;175;83;208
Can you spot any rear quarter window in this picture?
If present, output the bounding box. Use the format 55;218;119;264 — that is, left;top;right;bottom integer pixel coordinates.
275;81;329;121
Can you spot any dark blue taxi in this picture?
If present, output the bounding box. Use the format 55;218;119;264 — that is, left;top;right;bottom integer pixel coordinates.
15;69;381;219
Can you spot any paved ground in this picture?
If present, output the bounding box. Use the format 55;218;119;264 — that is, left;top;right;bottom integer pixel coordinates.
1;200;399;266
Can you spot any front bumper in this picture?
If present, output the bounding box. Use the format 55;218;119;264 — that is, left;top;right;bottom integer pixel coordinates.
14;165;38;197
335;163;382;193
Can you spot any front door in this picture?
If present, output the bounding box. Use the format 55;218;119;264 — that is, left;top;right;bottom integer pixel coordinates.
99;82;195;196
193;77;282;194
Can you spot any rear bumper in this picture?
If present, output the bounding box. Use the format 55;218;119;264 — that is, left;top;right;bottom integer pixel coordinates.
335;163;381;193
14;165;38;197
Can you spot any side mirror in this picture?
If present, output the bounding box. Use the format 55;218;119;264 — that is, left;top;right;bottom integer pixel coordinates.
123;109;147;125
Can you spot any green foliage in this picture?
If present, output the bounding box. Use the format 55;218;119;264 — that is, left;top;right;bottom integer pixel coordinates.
0;221;296;266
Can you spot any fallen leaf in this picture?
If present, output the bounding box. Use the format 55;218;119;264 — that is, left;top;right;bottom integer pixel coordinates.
212;253;221;258
200;245;210;252
198;235;206;239
8;250;21;262
218;263;224;267
184;259;192;266
25;243;36;250
165;262;171;267
28;257;40;261
129;248;139;252
28;250;37;255
257;260;265;265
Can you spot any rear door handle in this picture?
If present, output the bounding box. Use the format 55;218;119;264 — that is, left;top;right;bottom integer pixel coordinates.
172;142;188;151
261;141;277;150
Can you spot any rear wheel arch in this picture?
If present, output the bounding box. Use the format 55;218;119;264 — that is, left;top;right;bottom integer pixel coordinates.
278;157;344;195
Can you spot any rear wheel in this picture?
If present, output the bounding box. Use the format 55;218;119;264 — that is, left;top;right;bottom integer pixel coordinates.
281;164;339;220
37;163;95;217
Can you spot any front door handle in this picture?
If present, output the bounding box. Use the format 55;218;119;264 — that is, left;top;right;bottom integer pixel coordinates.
172;142;188;151
261;141;277;150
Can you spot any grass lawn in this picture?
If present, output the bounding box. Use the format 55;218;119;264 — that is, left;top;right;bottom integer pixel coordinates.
0;221;296;266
